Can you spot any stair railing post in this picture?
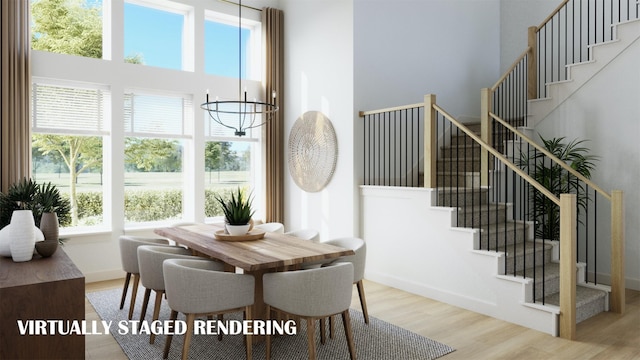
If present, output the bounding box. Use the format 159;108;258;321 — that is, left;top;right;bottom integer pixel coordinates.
480;88;492;187
424;94;437;188
527;26;538;100
610;190;625;314
559;193;577;340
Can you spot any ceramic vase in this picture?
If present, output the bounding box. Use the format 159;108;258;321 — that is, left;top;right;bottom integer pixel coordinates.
9;210;36;262
36;212;59;257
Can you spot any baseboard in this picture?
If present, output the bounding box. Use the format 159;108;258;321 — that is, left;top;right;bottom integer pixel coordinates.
84;269;124;284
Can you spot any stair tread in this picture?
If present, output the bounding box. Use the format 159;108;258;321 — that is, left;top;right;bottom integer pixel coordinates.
484;240;552;255
479;221;528;236
542;285;607;307
457;203;507;211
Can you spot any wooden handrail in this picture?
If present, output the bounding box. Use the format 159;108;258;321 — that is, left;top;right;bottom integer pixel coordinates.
536;0;571;30
489;112;612;201
359;103;424;117
433;104;560;206
491;47;531;90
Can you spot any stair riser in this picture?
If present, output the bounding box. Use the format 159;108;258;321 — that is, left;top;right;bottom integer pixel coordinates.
576;295;607;324
438;190;489;206
438;160;481;172
441;146;482;159
478;226;528;248
456;207;507;227
531;274;561;301
450;134;478;146
435;173;480;188
504;247;551;274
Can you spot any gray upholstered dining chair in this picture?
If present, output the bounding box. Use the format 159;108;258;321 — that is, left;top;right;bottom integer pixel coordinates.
137;245;200;344
321;237;368;339
284;228;320;242
253;222;285;233
162;258;255;360
263;262;356;360
118;235;172;320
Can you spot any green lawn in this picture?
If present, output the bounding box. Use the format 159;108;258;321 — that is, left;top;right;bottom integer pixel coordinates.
33;171;251;193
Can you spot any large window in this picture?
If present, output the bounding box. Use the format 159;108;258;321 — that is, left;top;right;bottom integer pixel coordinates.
31;80;109;229
124;92;191;224
30;1;265;233
205;11;261;80
124;0;192;69
31;0;103;59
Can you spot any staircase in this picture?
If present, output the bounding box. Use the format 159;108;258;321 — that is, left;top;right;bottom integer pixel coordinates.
529;18;640;126
436;122;608;325
361;1;629;337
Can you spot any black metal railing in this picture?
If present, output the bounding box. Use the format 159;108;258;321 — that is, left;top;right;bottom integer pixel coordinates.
491;51;529;129
435;105;559;304
489;0;640;128
536;0;639;98
490;113;610;292
361;104;423;187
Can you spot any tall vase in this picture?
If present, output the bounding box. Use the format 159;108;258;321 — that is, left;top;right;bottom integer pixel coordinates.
36;212;59;257
9;210;36;262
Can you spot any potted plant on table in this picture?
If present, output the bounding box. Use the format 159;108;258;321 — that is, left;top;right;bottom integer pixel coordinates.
0;178;71;258
34;182;71;256
214;187;255;236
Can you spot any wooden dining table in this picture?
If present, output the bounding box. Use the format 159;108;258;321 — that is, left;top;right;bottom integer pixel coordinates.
154;223;354;322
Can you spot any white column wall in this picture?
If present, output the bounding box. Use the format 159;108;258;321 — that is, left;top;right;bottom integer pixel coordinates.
280;0;356;239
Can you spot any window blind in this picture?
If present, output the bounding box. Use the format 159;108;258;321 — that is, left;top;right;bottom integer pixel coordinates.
32;83;107;135
124;93;192;138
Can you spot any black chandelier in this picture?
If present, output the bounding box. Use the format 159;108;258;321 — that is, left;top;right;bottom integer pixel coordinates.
201;0;278;137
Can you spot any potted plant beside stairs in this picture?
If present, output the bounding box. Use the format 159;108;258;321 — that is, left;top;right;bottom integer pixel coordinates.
519;135;599;241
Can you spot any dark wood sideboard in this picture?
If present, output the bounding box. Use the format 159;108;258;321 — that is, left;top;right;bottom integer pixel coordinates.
0;248;85;359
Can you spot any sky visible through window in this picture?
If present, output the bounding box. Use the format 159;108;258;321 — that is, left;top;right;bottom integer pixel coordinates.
124;3;184;69
123;2;250;77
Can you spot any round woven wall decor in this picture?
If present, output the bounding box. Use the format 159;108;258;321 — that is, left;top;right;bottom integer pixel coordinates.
288;111;338;192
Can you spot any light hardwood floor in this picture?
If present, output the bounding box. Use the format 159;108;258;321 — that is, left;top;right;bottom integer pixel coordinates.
85;279;640;359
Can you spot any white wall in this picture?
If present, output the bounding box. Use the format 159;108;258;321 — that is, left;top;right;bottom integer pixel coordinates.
279;0;356;239
499;0;559;72
354;0;501;118
535;37;640;289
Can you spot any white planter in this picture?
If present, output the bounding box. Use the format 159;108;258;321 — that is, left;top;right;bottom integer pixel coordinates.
9;210;36;262
226;224;251;236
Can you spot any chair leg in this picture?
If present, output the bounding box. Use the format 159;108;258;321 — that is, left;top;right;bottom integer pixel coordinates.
306;318;316;360
139;288;152;322
320;318;326;345
244;306;252;360
182;313;195;360
120;272;131;309
356;280;369;324
163;310;178;359
329;315;335;339
150;290;164;344
342;310;356;360
217;314;224;341
128;274;140;320
265;305;272;360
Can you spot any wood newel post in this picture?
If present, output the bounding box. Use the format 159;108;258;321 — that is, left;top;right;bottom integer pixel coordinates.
424;94;437;188
527;26;538;100
480;88;491;187
610;190;625;314
559;193;576;340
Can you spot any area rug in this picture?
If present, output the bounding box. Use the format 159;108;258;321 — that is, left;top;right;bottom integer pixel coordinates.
87;288;455;360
